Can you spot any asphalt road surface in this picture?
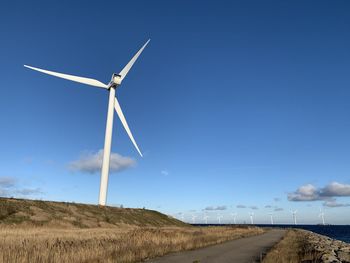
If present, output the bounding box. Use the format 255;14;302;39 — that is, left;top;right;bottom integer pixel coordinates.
149;229;286;263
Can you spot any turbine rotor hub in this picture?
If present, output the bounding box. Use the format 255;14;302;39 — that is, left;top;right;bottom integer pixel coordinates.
109;73;122;88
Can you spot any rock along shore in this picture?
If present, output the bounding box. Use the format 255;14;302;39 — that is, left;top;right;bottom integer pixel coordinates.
298;229;350;263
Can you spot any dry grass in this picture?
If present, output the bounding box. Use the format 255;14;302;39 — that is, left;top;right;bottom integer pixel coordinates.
0;226;264;263
263;229;321;263
0;197;187;228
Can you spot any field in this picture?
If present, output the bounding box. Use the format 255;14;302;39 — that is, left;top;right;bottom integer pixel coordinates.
0;226;264;262
0;198;264;262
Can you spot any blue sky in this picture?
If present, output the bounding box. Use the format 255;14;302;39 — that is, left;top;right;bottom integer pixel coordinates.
0;1;350;224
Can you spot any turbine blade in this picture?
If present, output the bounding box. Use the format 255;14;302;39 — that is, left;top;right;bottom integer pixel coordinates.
114;97;143;157
24;65;108;89
119;39;150;81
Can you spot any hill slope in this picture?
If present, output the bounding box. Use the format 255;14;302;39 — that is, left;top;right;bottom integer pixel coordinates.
0;197;187;228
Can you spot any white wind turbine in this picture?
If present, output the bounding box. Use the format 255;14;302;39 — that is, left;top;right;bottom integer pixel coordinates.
291;210;298;225
319;208;325;225
217;214;223;224
192;214;197;224
24;40;150;206
180;213;184;222
231;212;237;224
203;214;209;224
249;212;254;224
268;213;274;225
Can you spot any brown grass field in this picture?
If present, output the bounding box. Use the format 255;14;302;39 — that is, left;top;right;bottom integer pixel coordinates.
0;226;264;263
0;198;265;262
263;229;321;263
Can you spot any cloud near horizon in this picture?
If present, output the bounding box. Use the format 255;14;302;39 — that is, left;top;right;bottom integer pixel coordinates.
204;205;227;211
288;182;350;201
323;200;350;208
0;176;43;198
236;205;246;208
0;177;17;188
288;182;350;208
68;150;135;174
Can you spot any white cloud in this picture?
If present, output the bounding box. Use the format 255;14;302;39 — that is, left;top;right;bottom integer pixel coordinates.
69;150;135;174
161;170;169;176
288;184;321;201
0;177;17;188
204;205;227;211
321;182;350;197
288;182;350;206
323;200;350;208
0;188;10;197
0;176;42;198
16;188;43;196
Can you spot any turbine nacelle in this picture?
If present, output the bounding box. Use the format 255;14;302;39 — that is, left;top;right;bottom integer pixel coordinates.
109;74;122;87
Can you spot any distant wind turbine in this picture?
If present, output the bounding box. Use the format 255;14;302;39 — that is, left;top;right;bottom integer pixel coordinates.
217;214;223;224
268;213;274;225
203;214;209;224
231;212;237;224
24;40;150;206
249;212;254;225
291;210;298;225
319;208;325;225
192;214;197;224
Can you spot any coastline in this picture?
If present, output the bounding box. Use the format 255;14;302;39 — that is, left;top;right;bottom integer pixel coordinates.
298;229;350;263
263;228;350;263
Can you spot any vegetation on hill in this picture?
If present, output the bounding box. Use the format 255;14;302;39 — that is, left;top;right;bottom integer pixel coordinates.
0;197;187;228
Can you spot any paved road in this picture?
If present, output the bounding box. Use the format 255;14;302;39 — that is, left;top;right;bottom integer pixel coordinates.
149;229;286;263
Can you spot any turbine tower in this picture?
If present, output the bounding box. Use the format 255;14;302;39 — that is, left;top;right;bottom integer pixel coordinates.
269;213;274;225
231;212;237;224
217;214;223;224
203;214;209;224
319;208;325;225
291;210;298;225
24;40;150;206
181;213;184;222
249;212;254;224
192;214;197;224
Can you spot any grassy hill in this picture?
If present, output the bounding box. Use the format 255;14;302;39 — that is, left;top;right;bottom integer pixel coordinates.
0;197;187;228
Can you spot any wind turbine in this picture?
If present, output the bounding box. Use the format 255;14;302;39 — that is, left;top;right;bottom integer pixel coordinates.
217;214;223;224
192;214;197;224
180;213;185;222
268;213;274;225
319;208;325;225
231;212;237;224
291;210;298;225
24;40;150;206
203;214;209;224
249;212;254;224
